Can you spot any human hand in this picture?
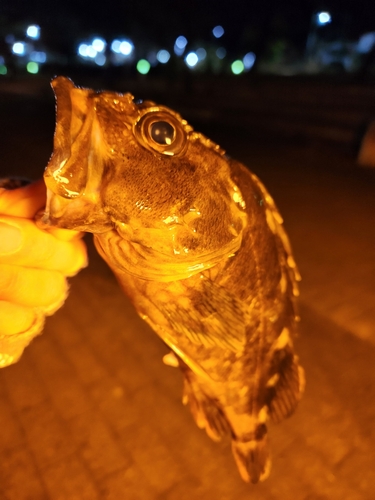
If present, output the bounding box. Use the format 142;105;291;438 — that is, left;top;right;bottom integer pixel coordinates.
0;179;88;367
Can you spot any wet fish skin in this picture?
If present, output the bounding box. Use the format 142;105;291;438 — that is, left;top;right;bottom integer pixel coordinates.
41;77;305;483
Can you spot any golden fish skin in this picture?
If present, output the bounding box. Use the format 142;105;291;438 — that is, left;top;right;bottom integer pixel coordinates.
41;77;305;483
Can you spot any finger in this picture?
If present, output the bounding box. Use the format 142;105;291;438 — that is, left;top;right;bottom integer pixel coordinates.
0;179;46;218
0;300;36;336
0;263;68;312
0;216;88;276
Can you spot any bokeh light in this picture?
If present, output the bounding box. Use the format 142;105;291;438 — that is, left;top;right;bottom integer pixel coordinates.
119;40;133;55
317;12;331;25
26;25;40;40
95;53;106;66
137;59;151;74
92;38;106;53
0;65;7;75
157;50;170;63
30;51;47;63
243;52;256;70
26;62;39;74
12;42;26;56
174;36;188;56
212;26;224;38
216;47;226;59
231;60;244;74
196;48;207;61
185;52;199;68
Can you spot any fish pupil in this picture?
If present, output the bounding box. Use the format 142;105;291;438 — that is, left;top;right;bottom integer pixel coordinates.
150;121;175;145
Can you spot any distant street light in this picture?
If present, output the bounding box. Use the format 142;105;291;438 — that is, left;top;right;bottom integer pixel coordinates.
316;12;331;26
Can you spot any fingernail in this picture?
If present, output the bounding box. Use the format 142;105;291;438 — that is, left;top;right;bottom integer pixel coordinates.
0;221;23;254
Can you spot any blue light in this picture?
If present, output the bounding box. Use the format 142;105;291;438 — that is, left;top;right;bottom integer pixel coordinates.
196;48;207;61
185;52;199;68
216;47;226;59
119;40;133;56
111;40;121;53
30;51;47;63
26;25;40;40
95;53;106;66
175;36;188;49
317;12;331;25
92;38;106;53
12;42;25;56
78;44;89;57
243;52;256;70
157;50;170;63
212;26;224;38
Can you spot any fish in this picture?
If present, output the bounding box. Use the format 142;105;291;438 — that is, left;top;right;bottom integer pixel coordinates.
40;76;305;483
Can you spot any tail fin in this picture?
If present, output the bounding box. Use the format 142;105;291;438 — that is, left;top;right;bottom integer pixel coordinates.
231;428;271;483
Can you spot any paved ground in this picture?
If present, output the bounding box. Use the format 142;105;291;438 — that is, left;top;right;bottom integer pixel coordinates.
0;87;374;499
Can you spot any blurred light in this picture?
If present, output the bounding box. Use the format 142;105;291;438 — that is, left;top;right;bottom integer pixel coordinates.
12;42;25;55
0;65;7;75
157;49;170;63
30;51;46;63
5;34;15;44
26;25;40;40
212;25;224;38
196;48;207;61
358;32;375;53
317;12;331;25
0;56;4;65
243;52;256;70
137;59;150;74
92;38;106;52
111;40;121;53
95;53;106;66
119;40;133;55
78;44;88;57
87;46;97;58
231;60;244;74
185;52;199;67
175;36;188;49
26;62;39;74
216;47;226;59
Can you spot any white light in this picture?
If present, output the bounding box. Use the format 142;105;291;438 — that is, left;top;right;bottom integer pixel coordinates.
30;51;46;63
196;48;207;61
243;52;256;70
26;25;40;40
78;44;89;57
157;49;170;63
95;53;106;66
317;12;331;25
87;46;97;58
175;36;188;49
212;25;224;38
92;38;106;52
216;47;226;59
111;40;121;53
185;52;199;67
12;42;25;55
119;40;133;55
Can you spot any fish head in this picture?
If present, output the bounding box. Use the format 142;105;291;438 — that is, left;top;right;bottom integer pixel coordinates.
42;77;248;280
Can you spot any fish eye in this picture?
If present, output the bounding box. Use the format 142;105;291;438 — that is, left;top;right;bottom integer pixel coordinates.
134;110;187;156
150;121;175;145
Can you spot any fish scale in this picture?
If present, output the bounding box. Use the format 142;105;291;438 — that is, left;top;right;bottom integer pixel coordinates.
40;76;305;484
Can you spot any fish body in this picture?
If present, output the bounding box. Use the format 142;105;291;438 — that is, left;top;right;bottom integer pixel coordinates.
41;77;304;483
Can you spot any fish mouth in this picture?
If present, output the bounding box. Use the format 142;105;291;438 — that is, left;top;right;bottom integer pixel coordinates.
41;77;111;232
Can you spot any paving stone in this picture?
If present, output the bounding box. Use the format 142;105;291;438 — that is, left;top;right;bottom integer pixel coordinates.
0;445;48;500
